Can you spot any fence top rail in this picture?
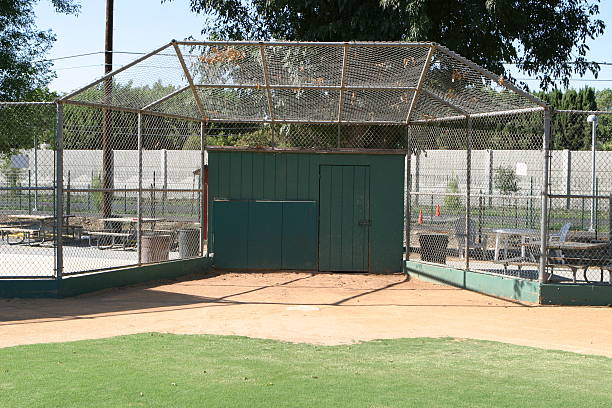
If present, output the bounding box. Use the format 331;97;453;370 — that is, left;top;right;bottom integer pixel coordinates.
555;109;612;115
0;101;56;105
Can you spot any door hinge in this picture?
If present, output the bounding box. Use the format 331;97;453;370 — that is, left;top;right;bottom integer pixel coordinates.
358;219;371;226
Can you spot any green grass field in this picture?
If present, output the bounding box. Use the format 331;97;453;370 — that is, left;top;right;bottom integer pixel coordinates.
1;334;611;407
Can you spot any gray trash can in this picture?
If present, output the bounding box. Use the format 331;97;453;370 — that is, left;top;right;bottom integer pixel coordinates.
418;233;449;264
178;228;200;258
141;234;171;263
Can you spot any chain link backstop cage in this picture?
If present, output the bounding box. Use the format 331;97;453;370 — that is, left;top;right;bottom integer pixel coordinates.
1;41;610;285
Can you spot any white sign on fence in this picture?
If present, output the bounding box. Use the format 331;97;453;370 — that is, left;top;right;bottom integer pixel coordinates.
10;154;29;169
515;162;528;176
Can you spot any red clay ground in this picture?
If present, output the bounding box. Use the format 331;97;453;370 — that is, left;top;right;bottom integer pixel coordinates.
1;271;612;357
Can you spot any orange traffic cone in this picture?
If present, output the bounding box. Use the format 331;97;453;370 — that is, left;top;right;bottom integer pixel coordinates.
417;209;423;224
435;204;441;217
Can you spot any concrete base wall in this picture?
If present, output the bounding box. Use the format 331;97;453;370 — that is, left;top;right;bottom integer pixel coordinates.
0;257;213;298
405;260;540;303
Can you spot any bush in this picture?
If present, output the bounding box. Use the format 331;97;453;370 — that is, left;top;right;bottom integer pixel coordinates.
91;173;102;211
494;166;520;195
444;177;462;210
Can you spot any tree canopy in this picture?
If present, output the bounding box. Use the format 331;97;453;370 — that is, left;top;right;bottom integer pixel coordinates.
0;0;79;101
174;0;605;90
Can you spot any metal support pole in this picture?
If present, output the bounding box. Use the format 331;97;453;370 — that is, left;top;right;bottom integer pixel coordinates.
486;149;493;207
563;149;571;210
539;109;552;283
405;126;412;261
200;121;207;256
589;117;598;231
465;117;472;270
34;136;38;211
54;103;64;279
137;113;143;265
414;153;420;206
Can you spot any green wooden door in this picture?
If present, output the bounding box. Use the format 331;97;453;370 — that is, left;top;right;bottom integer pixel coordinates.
319;165;370;272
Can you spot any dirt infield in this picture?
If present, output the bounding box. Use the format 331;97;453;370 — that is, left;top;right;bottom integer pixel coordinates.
1;271;612;357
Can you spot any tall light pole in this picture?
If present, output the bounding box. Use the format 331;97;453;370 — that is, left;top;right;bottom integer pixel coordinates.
587;114;598;232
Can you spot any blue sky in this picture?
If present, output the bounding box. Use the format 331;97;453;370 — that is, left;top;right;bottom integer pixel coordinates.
35;0;612;94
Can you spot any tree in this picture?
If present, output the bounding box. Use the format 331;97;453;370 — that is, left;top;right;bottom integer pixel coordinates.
174;0;605;90
1;0;80;101
0;88;58;156
536;87;598;150
595;89;612;150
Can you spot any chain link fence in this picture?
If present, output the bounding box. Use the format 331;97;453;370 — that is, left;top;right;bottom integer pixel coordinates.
1;41;610;286
0;102;206;278
406;109;612;284
0;102;58;278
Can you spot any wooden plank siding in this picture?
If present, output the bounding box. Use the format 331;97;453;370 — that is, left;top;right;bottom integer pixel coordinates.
208;150;404;273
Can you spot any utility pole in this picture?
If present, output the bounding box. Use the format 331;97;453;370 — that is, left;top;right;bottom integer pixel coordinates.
102;0;114;219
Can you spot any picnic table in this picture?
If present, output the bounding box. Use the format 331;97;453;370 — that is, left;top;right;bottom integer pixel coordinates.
86;217;165;250
522;240;610;283
1;214;76;245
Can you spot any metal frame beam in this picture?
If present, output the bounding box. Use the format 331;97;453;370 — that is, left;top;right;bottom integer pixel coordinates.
141;85;191;110
406;45;436;123
176;40;435;48
172;42;207;119
337;43;350;146
194;84;419;92
419;89;469;117
410;106;545;124
62;100;203;123
258;43;276;128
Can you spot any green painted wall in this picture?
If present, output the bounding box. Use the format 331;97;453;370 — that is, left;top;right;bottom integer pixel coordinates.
539;284;612;306
213;200;318;270
0;257;213;298
208;149;405;273
405;261;541;303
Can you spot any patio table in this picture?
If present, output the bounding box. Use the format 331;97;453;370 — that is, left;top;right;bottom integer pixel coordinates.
491;228;539;261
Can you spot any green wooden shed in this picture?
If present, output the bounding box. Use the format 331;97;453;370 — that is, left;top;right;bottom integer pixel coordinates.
207;148;405;273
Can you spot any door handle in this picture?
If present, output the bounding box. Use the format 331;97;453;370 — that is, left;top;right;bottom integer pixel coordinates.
358;219;370;226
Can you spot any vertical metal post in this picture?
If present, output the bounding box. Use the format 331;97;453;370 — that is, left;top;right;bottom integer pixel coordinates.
414;153;420;206
200;121;207;256
405;126;412;261
465;117;472;270
486;149;493;207
608;194;611;242
137;112;143;265
589;117;597;232
34;137;38;211
258;43;276;146
54;103;64;280
563;149;571;209
337;43;349;149
539;109;552;283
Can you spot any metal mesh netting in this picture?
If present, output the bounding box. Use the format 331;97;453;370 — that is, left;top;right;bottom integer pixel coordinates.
0;103;57;278
62;41;544;127
59;107;204;275
407;112;547;278
547;110;612;283
2;41;611;287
